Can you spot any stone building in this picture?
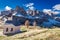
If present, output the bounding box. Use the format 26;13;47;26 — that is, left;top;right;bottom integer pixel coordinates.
3;24;20;35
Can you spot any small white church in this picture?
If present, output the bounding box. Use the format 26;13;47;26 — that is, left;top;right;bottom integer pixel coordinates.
3;24;20;35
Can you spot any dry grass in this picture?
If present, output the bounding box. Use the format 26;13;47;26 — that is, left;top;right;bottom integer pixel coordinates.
0;27;60;40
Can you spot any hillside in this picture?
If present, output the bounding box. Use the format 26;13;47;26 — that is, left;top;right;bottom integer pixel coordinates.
0;26;60;40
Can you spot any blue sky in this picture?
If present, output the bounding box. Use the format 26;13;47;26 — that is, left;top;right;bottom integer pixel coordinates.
0;0;60;10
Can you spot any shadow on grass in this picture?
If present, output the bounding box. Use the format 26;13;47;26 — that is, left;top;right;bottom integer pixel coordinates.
5;31;27;36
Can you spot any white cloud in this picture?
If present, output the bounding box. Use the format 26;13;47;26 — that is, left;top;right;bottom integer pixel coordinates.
25;3;35;10
43;4;60;15
25;3;34;7
43;9;60;15
29;6;34;10
5;6;12;11
53;4;60;10
43;9;52;15
52;11;60;14
43;9;52;13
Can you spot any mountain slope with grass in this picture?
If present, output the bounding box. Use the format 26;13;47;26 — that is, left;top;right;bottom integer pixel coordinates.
0;26;60;40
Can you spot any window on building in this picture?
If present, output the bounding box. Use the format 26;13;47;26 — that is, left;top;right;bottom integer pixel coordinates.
6;28;8;32
11;28;13;31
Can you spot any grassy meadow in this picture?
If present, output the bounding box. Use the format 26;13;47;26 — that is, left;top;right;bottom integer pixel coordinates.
0;25;60;40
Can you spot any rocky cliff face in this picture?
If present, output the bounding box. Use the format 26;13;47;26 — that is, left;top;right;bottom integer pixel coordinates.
15;6;27;16
26;9;41;16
